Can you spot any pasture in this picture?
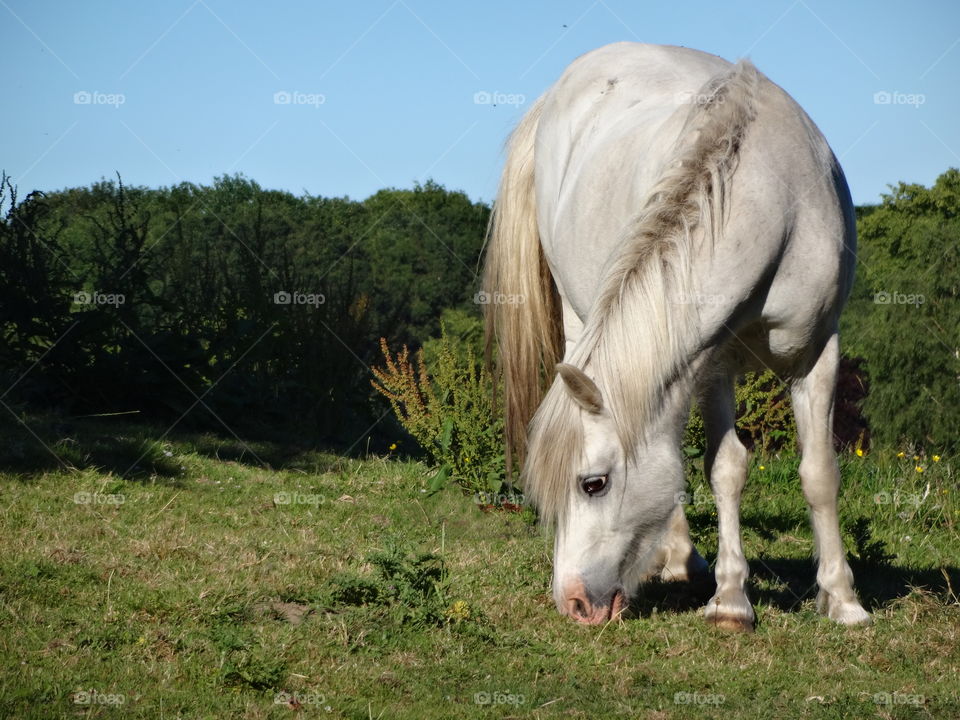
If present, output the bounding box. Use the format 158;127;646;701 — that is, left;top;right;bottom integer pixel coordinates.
1;415;957;719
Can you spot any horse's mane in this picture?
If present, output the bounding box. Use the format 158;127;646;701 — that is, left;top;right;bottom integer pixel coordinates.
525;59;761;524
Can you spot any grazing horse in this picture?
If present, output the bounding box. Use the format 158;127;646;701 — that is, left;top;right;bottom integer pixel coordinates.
483;42;869;630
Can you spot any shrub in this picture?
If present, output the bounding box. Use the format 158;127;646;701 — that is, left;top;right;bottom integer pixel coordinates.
684;369;796;458
371;313;505;496
841;169;960;451
683;360;868;458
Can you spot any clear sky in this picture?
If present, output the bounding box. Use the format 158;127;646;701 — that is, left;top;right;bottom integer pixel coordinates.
2;0;958;206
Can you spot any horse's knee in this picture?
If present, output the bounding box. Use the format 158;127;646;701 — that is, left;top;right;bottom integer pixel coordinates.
799;453;840;509
708;434;749;491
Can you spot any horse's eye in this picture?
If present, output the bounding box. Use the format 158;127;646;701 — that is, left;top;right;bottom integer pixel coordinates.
580;474;609;497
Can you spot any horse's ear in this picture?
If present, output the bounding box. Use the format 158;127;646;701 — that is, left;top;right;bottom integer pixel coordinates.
556;363;604;413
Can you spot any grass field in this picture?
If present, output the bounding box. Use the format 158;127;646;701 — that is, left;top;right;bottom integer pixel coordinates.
0;415;958;719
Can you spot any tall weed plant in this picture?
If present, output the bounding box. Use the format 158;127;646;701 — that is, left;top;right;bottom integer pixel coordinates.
372;311;505;496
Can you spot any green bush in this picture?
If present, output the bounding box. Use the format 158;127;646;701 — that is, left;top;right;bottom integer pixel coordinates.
684;369;797;458
841;168;960;451
371;310;505;497
683;358;870;458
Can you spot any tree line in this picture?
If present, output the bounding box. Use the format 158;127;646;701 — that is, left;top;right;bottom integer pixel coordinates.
1;168;957;452
0;173;488;448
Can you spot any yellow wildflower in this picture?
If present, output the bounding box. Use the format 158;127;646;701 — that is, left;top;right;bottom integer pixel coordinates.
855;448;864;457
915;465;924;474
933;455;941;462
389;443;397;451
447;600;471;621
897;452;905;458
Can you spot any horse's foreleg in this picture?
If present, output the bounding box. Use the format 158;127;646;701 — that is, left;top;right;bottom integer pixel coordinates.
701;374;754;631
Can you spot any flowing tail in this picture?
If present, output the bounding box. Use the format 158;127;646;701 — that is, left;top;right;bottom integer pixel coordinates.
483;95;562;473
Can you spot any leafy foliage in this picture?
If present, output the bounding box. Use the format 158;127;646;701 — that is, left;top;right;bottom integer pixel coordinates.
734;370;797;454
684;370;797;457
325;540;471;628
0;174;488;446
844;516;896;565
371;310;505;495
842;168;960;451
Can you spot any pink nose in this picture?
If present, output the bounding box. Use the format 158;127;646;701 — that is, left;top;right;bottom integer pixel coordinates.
561;581;626;624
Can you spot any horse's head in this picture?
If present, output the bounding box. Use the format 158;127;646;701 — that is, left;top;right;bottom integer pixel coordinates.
525;363;685;624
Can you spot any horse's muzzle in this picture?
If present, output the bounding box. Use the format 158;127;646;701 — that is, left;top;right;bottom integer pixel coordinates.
559;579;626;624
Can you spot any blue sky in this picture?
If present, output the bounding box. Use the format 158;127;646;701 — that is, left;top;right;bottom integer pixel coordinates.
1;0;958;206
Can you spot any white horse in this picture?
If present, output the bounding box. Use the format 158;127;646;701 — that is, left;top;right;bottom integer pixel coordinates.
483;42;870;630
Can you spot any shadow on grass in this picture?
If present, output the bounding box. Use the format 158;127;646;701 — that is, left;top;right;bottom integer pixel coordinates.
0;411;393;482
748;556;960;614
630;574;716;618
629;557;960;621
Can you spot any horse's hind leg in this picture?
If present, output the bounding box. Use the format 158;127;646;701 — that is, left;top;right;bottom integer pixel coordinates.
791;333;870;625
700;373;754;631
652;504;709;582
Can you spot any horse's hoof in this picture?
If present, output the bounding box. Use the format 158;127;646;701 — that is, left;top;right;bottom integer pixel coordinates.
708;614;755;632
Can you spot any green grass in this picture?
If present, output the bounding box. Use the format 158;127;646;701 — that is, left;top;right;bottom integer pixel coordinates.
0;415;958;719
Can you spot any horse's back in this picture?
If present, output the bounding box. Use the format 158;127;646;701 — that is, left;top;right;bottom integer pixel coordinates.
533;42;854;364
535;44;732;295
